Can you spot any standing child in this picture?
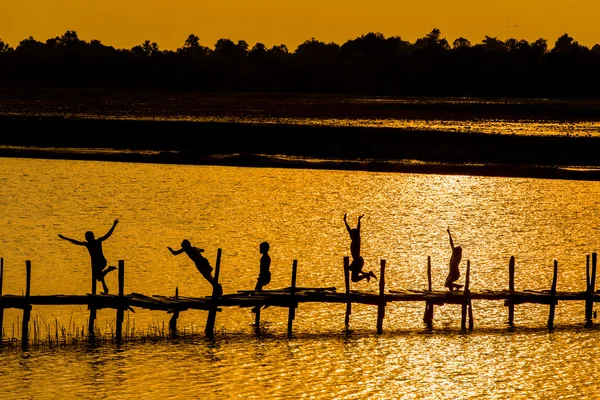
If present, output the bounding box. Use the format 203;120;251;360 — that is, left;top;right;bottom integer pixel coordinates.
252;241;272;314
255;241;271;291
444;227;464;291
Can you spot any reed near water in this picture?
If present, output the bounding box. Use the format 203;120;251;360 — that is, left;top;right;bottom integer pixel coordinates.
1;251;598;350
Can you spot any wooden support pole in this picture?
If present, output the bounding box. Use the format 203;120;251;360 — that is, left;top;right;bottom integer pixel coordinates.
586;254;591;289
508;256;515;327
22;260;31;350
287;260;298;337
593;253;597;288
116;260;125;343
593;253;597;283
586;254;593;326
205;248;222;339
547;260;558;330
423;300;433;327
427;255;432;292
466;260;473;330
587;253;598;327
461;260;471;330
344;256;351;331
376;260;386;334
423;256;433;326
254;303;261;330
0;258;4;343
169;286;180;338
88;262;97;339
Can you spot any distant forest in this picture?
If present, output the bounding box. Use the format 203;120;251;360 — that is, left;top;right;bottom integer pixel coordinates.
1;29;599;98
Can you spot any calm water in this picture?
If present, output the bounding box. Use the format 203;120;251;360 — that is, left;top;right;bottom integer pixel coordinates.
2;92;600;137
1;157;600;399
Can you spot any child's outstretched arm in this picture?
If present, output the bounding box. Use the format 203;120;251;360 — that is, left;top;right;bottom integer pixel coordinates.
98;219;119;241
168;246;184;255
58;234;86;246
447;227;455;249
357;214;364;233
344;213;352;236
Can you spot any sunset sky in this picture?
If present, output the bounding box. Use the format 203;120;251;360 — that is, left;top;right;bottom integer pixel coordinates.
1;0;599;51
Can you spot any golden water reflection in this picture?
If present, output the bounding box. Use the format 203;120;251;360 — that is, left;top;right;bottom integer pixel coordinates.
1;157;600;399
5;111;599;137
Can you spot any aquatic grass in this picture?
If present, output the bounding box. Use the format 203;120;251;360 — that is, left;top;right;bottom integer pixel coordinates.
0;310;228;350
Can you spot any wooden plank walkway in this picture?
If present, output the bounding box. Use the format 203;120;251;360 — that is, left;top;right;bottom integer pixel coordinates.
0;252;598;350
2;288;599;309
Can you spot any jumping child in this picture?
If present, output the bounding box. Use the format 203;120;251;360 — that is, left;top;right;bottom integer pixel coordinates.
58;218;119;294
344;213;377;283
168;239;223;296
444;227;464;291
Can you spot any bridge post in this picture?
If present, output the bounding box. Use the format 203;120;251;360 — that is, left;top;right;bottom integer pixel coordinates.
116;260;125;343
547;260;558;330
169;286;180;338
423;256;434;327
287;260;298;337
22;260;32;350
344;257;351;331
205;248;222;339
376;260;386;334
508;256;515;327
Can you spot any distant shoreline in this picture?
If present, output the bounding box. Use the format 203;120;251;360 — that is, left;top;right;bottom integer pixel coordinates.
2;145;600;182
2;114;600;181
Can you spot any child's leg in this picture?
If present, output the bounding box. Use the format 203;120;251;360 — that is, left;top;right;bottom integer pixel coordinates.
102;265;117;277
201;271;222;295
201;271;215;286
444;275;453;290
100;278;109;294
351;270;367;282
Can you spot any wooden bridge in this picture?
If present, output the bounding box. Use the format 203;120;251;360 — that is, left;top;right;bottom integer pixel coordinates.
0;251;598;350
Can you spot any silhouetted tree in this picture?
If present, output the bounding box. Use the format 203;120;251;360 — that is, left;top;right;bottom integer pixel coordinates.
10;37;48;85
269;44;290;65
293;38;342;92
178;34;211;58
132;40;160;58
553;33;581;53
340;32;412;94
0;39;13;52
532;38;548;54
0;29;599;97
171;34;213;89
0;39;13;86
414;29;450;51
480;36;505;52
184;34;200;49
207;39;250;90
545;33;596;97
452;37;471;49
250;42;267;56
412;29;451;95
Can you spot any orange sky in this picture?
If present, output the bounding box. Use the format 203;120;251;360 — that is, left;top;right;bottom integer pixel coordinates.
1;0;598;51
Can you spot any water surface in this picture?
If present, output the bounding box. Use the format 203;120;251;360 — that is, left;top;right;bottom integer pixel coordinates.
1;157;600;399
2;92;599;137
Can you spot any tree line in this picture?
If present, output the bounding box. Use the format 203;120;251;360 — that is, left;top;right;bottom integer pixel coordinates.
1;29;599;98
